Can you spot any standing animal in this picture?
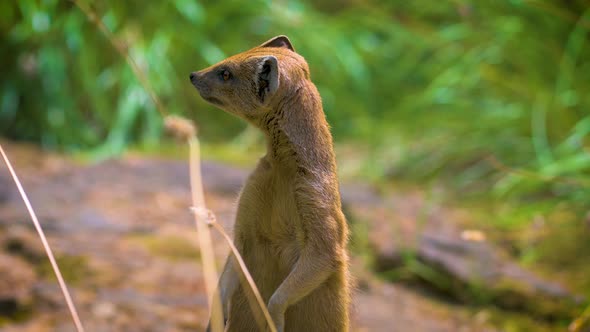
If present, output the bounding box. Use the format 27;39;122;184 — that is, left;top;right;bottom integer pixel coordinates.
190;35;350;332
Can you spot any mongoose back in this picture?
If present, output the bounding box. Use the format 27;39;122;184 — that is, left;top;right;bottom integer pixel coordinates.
190;35;350;332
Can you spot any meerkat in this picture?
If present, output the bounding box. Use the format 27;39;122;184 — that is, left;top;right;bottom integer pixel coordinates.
190;35;350;332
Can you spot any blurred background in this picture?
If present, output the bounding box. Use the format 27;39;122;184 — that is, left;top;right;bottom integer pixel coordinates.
1;0;589;331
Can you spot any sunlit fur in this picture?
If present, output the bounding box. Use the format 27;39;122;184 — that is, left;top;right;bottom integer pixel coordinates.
192;36;350;332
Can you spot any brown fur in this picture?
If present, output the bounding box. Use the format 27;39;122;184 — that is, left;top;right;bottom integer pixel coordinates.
190;36;350;332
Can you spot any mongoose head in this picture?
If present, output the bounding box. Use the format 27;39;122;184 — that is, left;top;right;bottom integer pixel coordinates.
189;35;310;122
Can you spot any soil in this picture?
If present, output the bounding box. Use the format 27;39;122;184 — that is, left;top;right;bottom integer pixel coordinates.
0;140;537;331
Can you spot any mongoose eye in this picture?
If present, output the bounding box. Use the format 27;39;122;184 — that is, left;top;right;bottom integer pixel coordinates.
221;70;232;81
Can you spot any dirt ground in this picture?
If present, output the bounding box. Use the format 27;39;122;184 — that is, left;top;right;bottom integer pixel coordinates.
0;141;500;331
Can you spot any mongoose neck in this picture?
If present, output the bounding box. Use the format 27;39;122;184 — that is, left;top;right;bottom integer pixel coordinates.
260;83;336;175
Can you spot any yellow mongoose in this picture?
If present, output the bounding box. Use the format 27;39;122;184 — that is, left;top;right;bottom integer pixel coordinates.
190;35;350;332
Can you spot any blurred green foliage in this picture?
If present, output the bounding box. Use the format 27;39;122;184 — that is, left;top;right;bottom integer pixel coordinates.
1;1;589;213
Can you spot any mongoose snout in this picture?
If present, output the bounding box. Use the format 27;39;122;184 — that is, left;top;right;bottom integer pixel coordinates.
189;72;221;105
189;71;205;91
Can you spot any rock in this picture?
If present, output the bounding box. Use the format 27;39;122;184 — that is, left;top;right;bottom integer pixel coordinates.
0;253;36;316
416;232;576;318
343;186;580;320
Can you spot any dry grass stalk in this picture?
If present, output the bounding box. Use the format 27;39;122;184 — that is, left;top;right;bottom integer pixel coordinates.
0;144;85;332
184;126;276;332
71;0;167;118
208;221;278;332
188;137;224;332
72;0;275;326
164;115;197;141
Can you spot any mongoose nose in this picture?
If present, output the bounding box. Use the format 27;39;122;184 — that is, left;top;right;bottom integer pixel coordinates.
189;72;196;81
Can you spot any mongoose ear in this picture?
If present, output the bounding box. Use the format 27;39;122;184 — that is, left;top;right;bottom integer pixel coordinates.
260;35;295;52
256;56;279;104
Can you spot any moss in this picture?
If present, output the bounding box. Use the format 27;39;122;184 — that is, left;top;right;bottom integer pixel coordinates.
36;255;91;286
129;234;200;261
347;216;374;267
481;306;568;332
120;141;262;167
200;142;263;167
0;301;33;326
